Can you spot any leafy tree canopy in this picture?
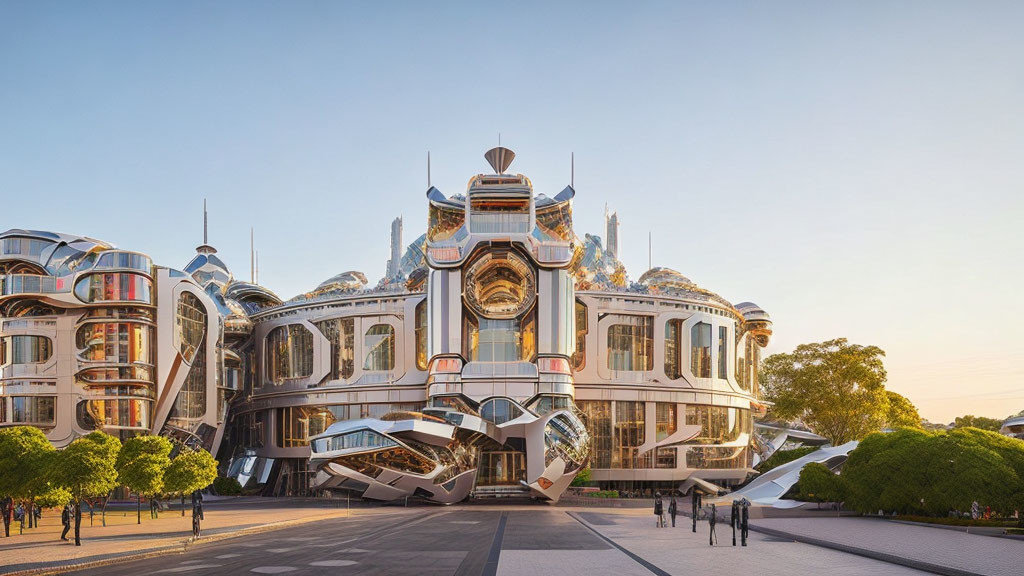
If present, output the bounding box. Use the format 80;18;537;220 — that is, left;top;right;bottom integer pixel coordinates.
761;338;889;445
116;435;173;498
885;391;922;429
0;426;56;500
843;426;1024;516
52;434;120;501
164;449;218;496
952;415;1003;432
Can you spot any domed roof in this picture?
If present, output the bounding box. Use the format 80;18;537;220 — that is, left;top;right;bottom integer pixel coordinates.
637;267;733;308
313;271;368;296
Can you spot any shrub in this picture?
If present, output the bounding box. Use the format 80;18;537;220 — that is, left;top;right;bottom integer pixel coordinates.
796;462;845;503
843;427;1024;517
212;476;242;496
756;446;818;473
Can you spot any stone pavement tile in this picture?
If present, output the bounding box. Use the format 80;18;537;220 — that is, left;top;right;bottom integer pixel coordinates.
498;549;646;576
502;511;609;550
0;502;377;574
574;512;930;576
754;517;1024;576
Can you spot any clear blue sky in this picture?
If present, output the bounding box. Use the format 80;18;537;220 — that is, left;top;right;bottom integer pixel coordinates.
2;1;1022;423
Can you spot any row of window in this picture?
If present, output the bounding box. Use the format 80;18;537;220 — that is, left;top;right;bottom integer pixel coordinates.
276;403;426;448
74;273;152;304
576;400;752;470
0;396;56;425
75;322;152;365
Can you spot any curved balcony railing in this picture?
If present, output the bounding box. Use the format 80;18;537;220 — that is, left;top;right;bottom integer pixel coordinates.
0;274;66;296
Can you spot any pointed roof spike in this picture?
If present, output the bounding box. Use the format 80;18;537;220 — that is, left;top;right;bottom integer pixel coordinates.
484;146;515;174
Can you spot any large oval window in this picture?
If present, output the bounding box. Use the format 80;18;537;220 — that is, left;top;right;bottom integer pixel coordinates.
464;253;536;319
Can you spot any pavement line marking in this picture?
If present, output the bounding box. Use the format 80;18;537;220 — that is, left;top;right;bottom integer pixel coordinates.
482;511;508;576
155;565;222;573
339;510;450;546
566;512;672;576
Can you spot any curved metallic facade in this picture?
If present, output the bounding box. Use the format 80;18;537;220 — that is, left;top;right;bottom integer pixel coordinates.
2;147;772;503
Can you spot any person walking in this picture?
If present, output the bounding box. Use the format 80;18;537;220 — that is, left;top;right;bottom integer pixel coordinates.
1;496;12;537
60;504;71;542
708;503;718;546
654;492;664;527
191;490;204;538
668;496;678;527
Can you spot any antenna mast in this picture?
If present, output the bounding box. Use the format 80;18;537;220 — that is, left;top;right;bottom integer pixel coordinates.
203;199;208;245
250;227;254;283
427;151;431;188
571;153;574;188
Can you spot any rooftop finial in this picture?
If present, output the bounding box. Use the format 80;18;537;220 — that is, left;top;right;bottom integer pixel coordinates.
484;146;515;174
250;227;254;283
203;199;208;245
571;152;574;189
427;151;431;188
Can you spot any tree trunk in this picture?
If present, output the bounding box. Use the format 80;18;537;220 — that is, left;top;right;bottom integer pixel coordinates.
74;501;82;546
137;494;141;525
27;500;33;529
181;494;185;517
101;495;108;527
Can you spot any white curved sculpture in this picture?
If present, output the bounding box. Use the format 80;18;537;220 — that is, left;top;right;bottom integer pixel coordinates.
729;441;858;508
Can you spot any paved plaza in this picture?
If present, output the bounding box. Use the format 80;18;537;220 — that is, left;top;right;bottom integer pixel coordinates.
48;507;934;576
3;501;1021;576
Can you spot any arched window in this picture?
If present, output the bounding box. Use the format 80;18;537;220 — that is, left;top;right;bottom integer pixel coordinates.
75;323;151;365
479;398;524;425
266;325;314;382
363;324;395;371
175;292;206;363
315;318;354;380
717;326;728;379
690;322;712;378
606;316;653;371
665;319;683;379
414;300;428;371
74;273;152;303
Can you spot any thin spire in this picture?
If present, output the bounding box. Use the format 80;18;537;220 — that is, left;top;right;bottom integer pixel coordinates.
498;132;501;147
255;250;259;284
571;152;574;188
427;151;431;188
250;227;254;283
203;199;208;245
649;230;652;270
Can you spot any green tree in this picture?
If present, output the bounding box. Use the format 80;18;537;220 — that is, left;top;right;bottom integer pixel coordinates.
116;435;172;524
761;338;889;445
51;433;120;546
80;431;122;526
843;427;1024;517
885;391;922;429
164;449;218;517
570;466;592;487
0;426;56;531
797;462;845;505
952;415;1003;432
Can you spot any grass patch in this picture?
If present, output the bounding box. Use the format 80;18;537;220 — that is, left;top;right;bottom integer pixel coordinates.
894;515;1017;528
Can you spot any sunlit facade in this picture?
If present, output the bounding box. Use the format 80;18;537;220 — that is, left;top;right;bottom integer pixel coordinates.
3;147;772;503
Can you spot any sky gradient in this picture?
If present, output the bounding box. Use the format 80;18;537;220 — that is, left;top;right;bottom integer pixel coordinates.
2;1;1022;423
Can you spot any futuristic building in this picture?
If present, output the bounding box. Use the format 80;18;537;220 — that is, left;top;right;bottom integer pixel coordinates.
1001;411;1024;440
2;146;773;504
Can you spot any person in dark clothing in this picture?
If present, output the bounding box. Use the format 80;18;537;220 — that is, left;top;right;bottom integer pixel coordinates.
191;490;204;538
708;503;718;546
1;496;11;537
668;496;678;527
60;505;71;541
653;493;664;527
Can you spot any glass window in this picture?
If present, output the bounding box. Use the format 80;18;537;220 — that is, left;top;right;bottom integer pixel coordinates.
2;335;52;364
656;447;677;469
363;324;395;371
656;402;677;441
76;323;152;365
465;314;536;363
315;318;354;381
685;405;751;444
531;395;571;415
414;300;428;371
11;396;55;425
571;300;587;371
665;319;682;379
480;398;524;425
717;326;728;379
687;446;750;470
747;338;761;396
77;398;150;430
74;273;152;303
267;325;315;382
606;316;653;371
613;401;645;469
176;292;206;363
277;406;337;448
169;327;207;422
690;322;712;378
736;336;747;391
577;400;612;468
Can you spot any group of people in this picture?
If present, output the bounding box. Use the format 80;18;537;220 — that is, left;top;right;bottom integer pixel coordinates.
652;493;679;527
653;491;751;546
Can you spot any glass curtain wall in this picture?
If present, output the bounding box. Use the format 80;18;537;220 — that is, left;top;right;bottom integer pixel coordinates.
684;405;751;444
267;325;314;382
363;324;395;371
664;319;682;379
577;400;612;468
613;401;645;468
